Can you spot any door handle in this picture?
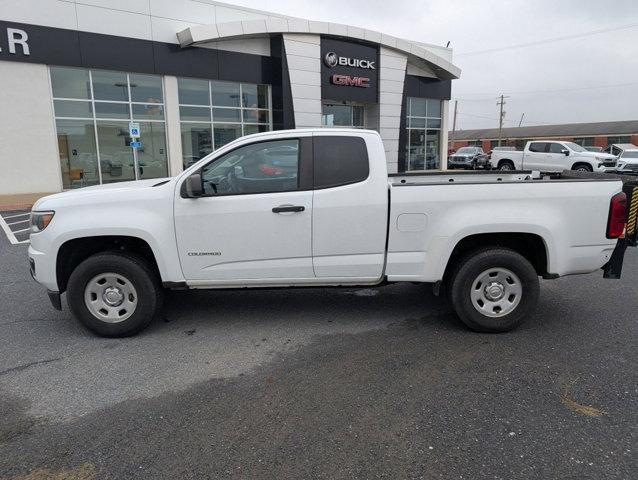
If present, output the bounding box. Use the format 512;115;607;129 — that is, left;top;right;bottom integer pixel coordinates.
272;205;305;213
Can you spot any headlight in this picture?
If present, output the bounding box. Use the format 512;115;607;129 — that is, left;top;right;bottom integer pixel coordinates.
30;211;55;233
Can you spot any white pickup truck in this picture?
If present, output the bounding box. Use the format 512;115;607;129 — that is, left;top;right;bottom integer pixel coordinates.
490;140;618;172
28;129;637;337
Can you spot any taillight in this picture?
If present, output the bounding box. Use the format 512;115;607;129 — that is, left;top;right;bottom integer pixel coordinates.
607;192;627;239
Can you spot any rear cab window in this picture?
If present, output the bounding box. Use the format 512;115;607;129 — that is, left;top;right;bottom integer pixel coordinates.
313;136;369;189
529;142;548;153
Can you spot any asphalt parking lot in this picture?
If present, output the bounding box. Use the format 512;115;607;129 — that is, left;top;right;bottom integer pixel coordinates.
0;232;636;480
0;210;31;245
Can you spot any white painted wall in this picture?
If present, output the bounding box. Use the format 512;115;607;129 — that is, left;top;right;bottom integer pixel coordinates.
163;75;183;177
0;61;62;195
378;47;407;174
283;33;322;129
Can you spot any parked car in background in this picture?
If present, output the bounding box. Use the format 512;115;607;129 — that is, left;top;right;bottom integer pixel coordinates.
448;146;491;169
606;143;638;172
490;140;617;172
584;146;603;152
491;146;516;152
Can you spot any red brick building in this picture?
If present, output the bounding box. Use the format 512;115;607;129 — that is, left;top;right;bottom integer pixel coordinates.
449;120;638;152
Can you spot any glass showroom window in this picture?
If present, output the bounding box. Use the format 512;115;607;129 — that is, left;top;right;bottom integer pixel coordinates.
405;98;442;171
50;66;168;188
178;78;271;168
321;104;365;127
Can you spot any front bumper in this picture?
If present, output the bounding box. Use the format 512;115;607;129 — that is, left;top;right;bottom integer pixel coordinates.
28;243;58;291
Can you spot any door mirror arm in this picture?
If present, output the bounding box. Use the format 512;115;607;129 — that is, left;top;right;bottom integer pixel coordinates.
562;149;570;156
181;173;204;198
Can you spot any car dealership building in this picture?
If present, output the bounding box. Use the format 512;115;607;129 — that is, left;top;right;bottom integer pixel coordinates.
0;0;460;196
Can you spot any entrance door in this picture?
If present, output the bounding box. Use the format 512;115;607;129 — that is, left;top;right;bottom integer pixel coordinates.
174;137;314;283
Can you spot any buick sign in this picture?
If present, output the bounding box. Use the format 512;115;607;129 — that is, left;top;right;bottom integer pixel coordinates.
324;51;375;70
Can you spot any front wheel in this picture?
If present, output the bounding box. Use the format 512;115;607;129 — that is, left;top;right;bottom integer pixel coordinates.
67;252;163;337
572;163;593;172
448;248;539;332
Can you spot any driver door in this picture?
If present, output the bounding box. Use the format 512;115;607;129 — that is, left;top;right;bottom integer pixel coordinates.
174;136;314;284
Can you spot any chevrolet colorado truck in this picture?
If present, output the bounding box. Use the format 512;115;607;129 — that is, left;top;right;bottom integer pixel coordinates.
491;140;618;172
28;129;638;337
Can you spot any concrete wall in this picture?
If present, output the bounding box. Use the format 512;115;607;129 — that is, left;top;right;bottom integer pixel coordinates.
0;61;61;195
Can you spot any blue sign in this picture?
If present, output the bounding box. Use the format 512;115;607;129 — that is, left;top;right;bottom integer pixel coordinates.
129;122;141;138
130;140;142;149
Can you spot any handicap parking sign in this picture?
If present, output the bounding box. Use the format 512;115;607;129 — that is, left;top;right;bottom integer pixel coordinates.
129;122;141;138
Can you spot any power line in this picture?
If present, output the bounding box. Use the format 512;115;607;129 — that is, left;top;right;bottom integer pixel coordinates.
454;81;638;98
456;22;638;57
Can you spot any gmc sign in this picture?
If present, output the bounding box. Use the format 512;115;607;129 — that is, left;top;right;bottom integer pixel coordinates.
330;74;370;88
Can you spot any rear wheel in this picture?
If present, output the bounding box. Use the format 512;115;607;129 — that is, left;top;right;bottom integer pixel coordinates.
498;160;514;171
448;248;539;332
572;163;593;172
67;252;163;337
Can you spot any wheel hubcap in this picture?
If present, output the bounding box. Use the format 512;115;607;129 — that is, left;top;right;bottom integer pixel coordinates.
84;273;138;323
470;267;522;318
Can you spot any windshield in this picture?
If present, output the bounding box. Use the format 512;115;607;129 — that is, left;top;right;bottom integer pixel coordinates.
456;147;477;154
563;142;587;152
623;151;638;158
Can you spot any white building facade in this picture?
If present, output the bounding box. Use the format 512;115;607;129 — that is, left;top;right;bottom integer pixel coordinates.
0;0;460;195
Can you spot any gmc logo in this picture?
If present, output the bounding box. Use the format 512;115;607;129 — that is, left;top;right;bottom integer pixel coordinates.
330;74;370;88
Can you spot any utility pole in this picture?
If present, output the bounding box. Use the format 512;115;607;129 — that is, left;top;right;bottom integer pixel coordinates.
518;113;525;128
497;95;509;146
450;100;458;151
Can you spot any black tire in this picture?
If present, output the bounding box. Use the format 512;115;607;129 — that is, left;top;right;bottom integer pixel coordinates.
448;248;539;333
66;252;163;337
498;160;515;171
572;163;593;172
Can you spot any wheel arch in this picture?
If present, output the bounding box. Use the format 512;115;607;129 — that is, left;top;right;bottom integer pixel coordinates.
56;235;162;294
571;161;594;171
442;232;551;287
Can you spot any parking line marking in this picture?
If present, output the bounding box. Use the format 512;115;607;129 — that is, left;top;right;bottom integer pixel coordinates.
7;219;30;226
0;215;21;245
2;212;30;220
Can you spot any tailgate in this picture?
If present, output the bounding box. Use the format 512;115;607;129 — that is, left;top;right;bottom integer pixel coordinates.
603;174;638;278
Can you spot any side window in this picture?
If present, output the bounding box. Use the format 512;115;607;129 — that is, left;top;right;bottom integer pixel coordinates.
529;142;548;153
313;136;369;189
548;143;566;154
200;139;299;195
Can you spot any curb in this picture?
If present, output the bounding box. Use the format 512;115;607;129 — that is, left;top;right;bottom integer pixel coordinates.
0;204;32;212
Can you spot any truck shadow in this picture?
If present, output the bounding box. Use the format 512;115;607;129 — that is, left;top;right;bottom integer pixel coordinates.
159;283;464;333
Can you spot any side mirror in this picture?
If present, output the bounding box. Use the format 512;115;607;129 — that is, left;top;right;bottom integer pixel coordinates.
182;173;203;198
561;149;570;156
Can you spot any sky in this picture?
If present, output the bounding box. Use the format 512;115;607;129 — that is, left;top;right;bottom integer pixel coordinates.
224;0;638;131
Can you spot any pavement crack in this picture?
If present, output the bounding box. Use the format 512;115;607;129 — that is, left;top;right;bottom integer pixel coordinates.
0;357;63;377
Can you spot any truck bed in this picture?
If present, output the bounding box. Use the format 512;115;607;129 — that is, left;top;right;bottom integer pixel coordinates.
384;169;638;282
